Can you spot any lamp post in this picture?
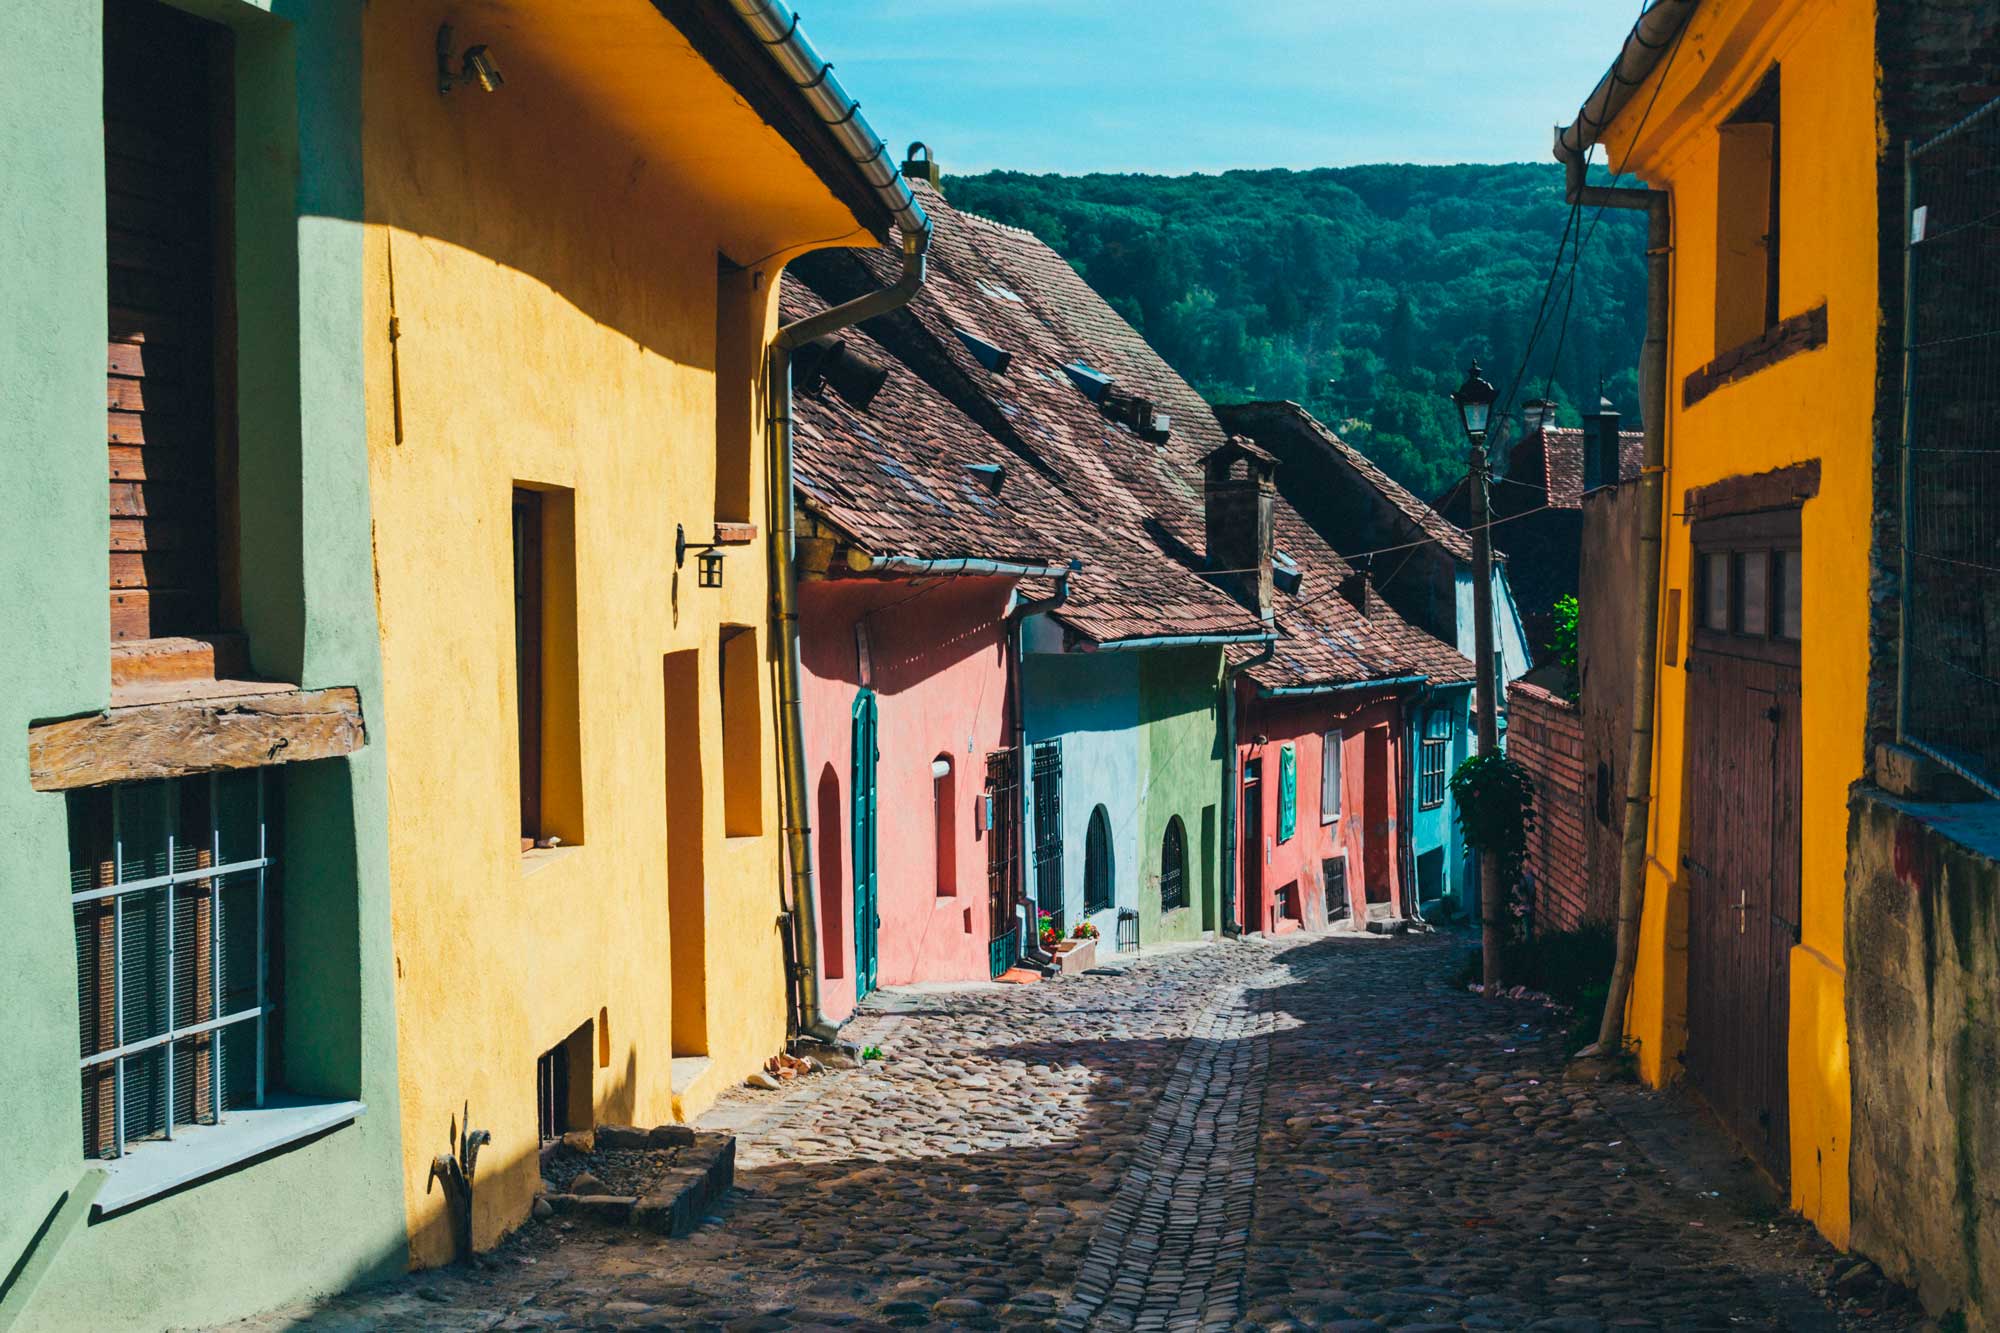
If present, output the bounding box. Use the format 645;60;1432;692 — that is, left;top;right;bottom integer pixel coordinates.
1451;362;1505;991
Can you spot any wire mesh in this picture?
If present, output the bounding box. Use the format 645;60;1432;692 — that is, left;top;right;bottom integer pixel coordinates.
1902;98;2000;797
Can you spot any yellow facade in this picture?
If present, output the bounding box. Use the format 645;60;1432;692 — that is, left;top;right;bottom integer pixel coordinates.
359;2;871;1265
1595;0;1878;1245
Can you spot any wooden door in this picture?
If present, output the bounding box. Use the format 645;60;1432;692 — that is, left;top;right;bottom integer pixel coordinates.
1241;759;1263;932
850;690;879;999
1362;726;1393;908
1683;512;1803;1185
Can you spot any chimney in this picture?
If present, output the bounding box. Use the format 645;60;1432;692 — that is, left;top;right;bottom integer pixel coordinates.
1202;437;1278;622
901;141;943;191
1339;562;1373;617
1582;394;1622;491
1522;397;1558;436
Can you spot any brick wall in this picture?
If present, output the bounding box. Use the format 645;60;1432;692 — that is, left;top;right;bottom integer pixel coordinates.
1506;679;1591;934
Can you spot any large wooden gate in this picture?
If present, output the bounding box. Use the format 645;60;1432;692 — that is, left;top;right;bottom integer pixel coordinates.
1682;510;1803;1185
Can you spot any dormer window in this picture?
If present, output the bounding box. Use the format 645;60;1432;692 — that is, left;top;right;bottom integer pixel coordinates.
1063;361;1114;402
954;328;1012;373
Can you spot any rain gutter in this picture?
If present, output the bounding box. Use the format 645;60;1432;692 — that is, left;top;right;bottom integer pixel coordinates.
1257;674;1429;699
740;0;932;1046
1089;632;1280;653
1553;0;1701;169
852;555;1072;579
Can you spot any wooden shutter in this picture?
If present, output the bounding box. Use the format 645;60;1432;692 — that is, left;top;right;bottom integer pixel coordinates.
105;0;225;641
1277;743;1297;842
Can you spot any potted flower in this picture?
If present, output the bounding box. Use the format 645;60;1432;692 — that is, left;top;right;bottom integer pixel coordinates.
1038;911;1062;952
1051;918;1098;972
1071;922;1099;941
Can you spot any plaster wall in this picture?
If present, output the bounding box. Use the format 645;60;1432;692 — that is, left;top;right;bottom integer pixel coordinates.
1139;648;1226;944
359;1;858;1266
799;576;1015;1021
1409;685;1474;916
0;3;410;1328
1579;484;1643;933
1596;0;1878;1243
1846;792;2000;1326
1454;567;1534;699
1022;648;1143;945
1237;691;1406;934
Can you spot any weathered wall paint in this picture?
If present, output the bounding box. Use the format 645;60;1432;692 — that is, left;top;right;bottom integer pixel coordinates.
1236;690;1408;933
1139;648;1226;943
1409;685;1474;916
1023;643;1143;941
0;3;411;1328
1455;567;1534;699
360;1;863;1266
1595;0;1877;1244
800;576;1016;1019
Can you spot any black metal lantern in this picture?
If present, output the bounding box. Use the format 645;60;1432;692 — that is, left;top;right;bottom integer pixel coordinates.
1451;361;1499;446
676;523;726;589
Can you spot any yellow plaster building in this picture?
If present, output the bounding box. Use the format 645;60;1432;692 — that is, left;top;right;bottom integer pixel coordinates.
359;1;909;1263
1560;0;1879;1245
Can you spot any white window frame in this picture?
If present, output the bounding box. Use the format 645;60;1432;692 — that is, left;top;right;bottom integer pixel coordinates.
1320;730;1342;824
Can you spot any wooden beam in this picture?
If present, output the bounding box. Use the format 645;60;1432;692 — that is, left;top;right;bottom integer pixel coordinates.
29;687;366;791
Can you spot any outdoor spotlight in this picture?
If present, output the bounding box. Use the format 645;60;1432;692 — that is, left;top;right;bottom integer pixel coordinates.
1451;361;1499;446
438;25;504;96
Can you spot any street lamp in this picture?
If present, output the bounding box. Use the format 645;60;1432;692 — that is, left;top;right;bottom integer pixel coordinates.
1451;361;1498;445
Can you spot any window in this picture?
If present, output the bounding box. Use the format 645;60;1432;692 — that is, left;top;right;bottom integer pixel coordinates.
106;0;231;643
932;755;957;897
1736;550;1770;636
536;1018;592;1143
1774;548;1802;641
1030;741;1063;931
1715;68;1781;353
1419;710;1452;810
1323;857;1350;923
1276;744;1297;842
1159;816;1188;913
720;626;763;836
1692;512;1801;659
1701;551;1732;632
70;773;274;1160
1320;730;1342;823
1083;805;1113;914
514;486;581;849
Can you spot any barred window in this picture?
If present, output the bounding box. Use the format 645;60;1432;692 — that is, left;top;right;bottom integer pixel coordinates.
1419;710;1451;810
1159;815;1188;913
70;772;275;1161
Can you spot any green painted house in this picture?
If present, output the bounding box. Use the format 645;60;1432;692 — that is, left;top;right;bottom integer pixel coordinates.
0;2;406;1327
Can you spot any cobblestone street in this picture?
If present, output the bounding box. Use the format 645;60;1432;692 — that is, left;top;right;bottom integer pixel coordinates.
215;936;1920;1333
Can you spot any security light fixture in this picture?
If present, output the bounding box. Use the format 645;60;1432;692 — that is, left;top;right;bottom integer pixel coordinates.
1451;361;1498;446
438;25;504;96
676;523;727;589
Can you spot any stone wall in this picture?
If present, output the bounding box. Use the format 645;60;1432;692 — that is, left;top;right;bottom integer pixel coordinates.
1507;680;1590;934
1846;789;2000;1324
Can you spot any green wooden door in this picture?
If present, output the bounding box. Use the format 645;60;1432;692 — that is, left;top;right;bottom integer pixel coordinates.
851;690;880;999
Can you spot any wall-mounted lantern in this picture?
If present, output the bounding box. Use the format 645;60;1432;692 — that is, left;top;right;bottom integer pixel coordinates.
438;25;504;96
676;524;726;589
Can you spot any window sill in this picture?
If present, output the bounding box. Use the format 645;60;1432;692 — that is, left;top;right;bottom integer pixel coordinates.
520;844;583;876
90;1096;364;1218
1682;304;1828;408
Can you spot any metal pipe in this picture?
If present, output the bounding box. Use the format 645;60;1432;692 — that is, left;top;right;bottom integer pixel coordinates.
853;555;1071;579
1219;641;1276;938
723;0;928;243
1091;631;1279;653
1009;570;1074;969
1258;674;1427;698
1554;0;1701;168
1571;180;1672;1056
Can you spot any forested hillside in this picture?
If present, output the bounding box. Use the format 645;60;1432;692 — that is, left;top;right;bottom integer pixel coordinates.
947;165;1647;499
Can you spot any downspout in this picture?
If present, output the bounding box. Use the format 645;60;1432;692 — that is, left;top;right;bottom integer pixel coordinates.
1219;641;1275;938
732;0;933;1044
1558;153;1671;1056
1009;569;1075;968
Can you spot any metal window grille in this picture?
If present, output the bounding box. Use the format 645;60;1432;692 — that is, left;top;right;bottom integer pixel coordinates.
1900;97;2000;797
1324;857;1350;923
1159;816;1188;912
70;772;273;1160
1115;906;1140;953
1083;805;1113;915
1030;741;1064;935
1419;711;1451;810
985;748;1021;977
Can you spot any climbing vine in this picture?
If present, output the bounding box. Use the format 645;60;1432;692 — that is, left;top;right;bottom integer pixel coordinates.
1449;751;1538;922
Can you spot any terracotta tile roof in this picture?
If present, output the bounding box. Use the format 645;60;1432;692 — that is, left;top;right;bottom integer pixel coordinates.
787;182;1472;687
1217;401;1476;562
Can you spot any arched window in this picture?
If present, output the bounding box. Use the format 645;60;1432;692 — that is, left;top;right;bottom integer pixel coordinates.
933;754;956;897
1160;816;1188;913
1083;805;1113;914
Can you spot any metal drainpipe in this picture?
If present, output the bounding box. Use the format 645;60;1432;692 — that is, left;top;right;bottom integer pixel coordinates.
1562;156;1670;1055
1219;641;1276;938
1008;571;1074;969
731;0;934;1045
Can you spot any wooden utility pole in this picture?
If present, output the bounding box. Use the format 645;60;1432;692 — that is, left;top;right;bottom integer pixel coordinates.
1468;439;1505;991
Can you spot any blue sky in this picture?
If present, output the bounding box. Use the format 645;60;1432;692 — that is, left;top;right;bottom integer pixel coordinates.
802;1;1640;175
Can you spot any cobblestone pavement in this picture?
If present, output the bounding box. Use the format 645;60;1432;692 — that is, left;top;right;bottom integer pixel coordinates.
210;934;1922;1333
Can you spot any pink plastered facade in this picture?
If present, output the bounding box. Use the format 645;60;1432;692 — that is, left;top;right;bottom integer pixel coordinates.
1234;688;1408;935
800;574;1016;1022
